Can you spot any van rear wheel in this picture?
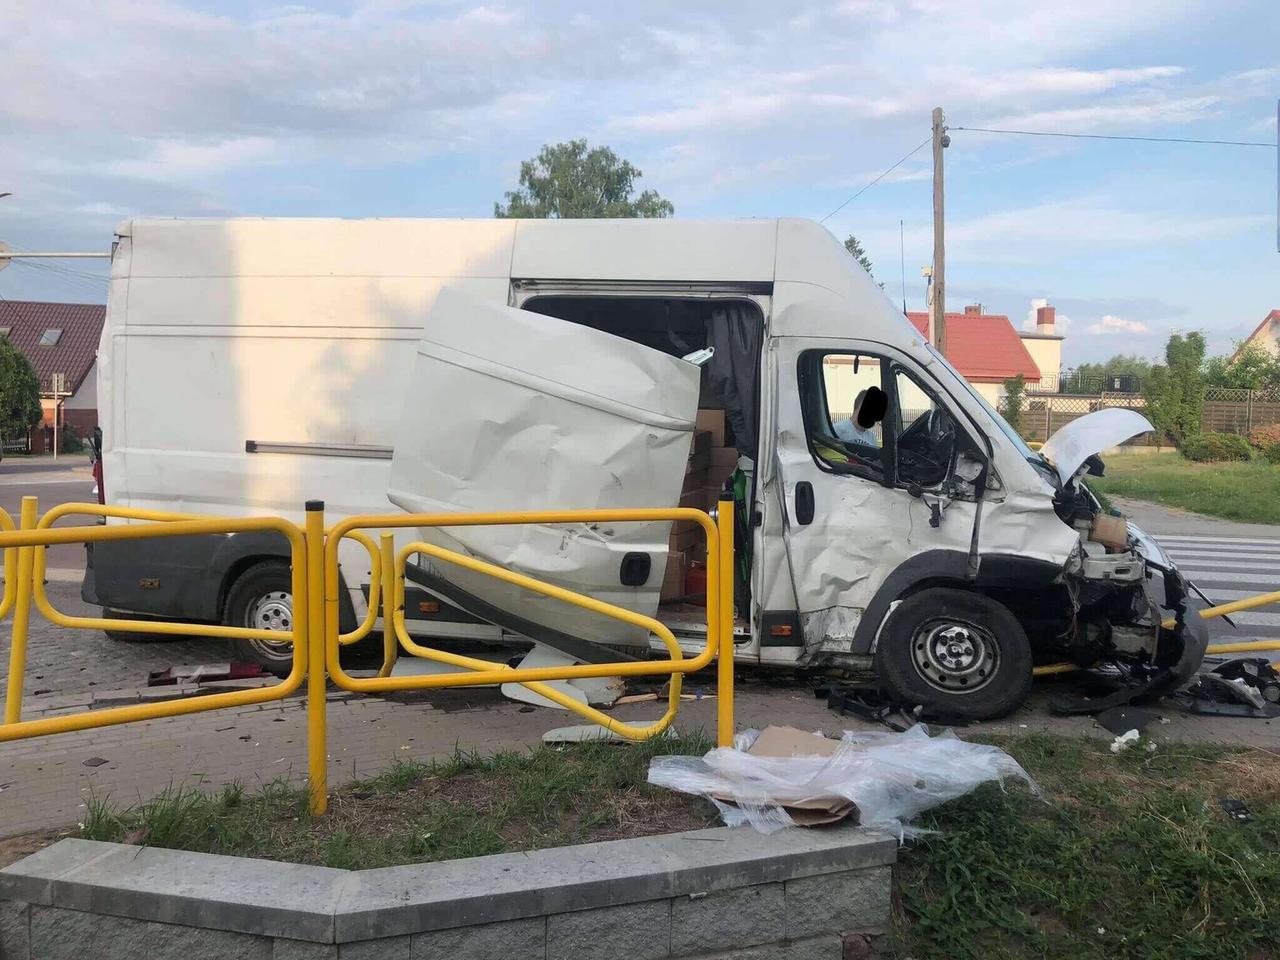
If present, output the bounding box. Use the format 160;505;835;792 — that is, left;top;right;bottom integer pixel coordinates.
875;588;1032;720
224;561;296;676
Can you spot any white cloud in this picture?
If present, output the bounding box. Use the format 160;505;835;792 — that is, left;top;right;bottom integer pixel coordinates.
1084;315;1151;335
991;96;1221;134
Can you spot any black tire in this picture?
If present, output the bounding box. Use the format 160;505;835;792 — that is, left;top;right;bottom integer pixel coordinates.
223;561;297;676
875;587;1033;720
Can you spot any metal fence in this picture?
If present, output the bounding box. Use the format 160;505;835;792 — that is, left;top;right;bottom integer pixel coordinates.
1000;387;1280;443
1000;393;1151;444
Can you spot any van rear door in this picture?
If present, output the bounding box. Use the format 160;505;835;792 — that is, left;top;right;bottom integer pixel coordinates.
387;287;702;649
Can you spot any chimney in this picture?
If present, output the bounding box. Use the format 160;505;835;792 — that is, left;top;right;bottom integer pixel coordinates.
1036;304;1056;335
964;303;982;316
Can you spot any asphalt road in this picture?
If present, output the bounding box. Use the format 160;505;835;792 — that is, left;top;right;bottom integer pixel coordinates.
0;454;96;573
1111;497;1280;657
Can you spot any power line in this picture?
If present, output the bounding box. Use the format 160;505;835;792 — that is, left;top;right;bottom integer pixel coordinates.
820;135;932;223
951;125;1273;148
11;260;108;297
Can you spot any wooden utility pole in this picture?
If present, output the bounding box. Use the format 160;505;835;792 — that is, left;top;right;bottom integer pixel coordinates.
930;107;948;355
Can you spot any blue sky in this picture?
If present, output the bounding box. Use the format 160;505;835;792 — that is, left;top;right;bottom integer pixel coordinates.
0;0;1275;366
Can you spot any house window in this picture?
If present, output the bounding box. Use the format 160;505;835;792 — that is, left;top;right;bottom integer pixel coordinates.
39;329;63;346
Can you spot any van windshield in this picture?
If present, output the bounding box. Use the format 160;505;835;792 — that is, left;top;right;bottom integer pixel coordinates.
923;344;1045;466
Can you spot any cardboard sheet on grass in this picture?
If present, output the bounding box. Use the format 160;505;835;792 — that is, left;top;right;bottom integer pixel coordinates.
648;725;1034;837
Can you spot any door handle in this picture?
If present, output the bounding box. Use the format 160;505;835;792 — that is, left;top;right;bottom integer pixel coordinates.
794;481;815;526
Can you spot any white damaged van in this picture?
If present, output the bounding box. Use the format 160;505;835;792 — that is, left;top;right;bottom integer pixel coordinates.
84;217;1207;719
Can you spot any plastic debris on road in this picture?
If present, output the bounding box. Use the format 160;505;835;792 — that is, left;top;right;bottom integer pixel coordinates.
647;724;1035;837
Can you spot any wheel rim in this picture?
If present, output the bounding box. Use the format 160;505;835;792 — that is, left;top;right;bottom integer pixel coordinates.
244;590;294;662
909;617;999;694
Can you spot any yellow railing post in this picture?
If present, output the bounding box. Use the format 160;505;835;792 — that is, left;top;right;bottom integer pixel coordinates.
716;498;735;747
305;500;328;815
378;533;398;678
3;497;38;725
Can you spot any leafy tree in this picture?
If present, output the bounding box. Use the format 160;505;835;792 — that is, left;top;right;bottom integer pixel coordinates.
1204;341;1280;390
1144;332;1206;447
0;338;42;445
1002;374;1026;434
494;139;673;219
843;235;875;278
1070;355;1153;386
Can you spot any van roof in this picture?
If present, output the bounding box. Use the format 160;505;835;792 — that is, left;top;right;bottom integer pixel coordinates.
112;216;919;344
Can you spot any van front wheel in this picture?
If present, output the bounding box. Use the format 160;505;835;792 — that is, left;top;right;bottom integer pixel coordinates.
224;561;296;676
875;588;1032;720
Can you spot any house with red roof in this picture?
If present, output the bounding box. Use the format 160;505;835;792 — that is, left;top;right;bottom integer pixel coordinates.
906;303;1063;402
0;300;105;452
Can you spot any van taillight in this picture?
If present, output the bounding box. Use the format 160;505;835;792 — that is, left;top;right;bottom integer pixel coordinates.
93;459;105;504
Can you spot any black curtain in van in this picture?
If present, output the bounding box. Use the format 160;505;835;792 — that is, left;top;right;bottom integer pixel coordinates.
705;304;762;460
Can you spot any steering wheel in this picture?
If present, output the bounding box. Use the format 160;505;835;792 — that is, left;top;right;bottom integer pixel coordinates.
897;408;954;487
922;408;955;449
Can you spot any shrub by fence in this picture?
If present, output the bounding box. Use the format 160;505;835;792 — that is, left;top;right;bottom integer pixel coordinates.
1181;433;1254;463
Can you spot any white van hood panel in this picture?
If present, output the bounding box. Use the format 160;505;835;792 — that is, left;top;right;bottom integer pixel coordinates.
388;288;701;648
1041;408;1154;486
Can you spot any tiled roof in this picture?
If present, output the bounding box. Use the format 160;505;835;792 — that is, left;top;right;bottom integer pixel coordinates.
0;300;104;395
906;311;1042;383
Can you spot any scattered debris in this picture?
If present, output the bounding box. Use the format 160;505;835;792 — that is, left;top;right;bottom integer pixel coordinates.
148;662;264;686
1096;706;1157;736
616;692;660;705
1219;798;1252;823
1109;730;1141;753
824;682;971;730
1171;660;1280;719
648;724;1034;835
81;757;108;768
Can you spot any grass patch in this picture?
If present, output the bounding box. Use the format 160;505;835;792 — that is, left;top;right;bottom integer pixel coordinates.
76;732;718;868
1091;452;1280;524
892;733;1280;959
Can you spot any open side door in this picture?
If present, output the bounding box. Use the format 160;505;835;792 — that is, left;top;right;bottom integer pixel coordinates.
388;287;701;649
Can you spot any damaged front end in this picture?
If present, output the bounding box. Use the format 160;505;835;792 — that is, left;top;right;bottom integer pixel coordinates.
1045;439;1207;699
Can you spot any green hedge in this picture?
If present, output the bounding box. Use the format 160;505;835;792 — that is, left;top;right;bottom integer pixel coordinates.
1181;432;1254;463
1263;443;1280;466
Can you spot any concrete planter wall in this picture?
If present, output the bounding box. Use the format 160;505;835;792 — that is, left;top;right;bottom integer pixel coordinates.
0;824;895;959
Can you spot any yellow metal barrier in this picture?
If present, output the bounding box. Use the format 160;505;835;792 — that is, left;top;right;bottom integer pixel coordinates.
0;497;309;741
318;506;735;752
0;506;16;621
0;495;736;816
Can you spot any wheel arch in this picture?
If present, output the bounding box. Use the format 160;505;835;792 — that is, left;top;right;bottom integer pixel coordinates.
217;551;358;634
852;549;1065;654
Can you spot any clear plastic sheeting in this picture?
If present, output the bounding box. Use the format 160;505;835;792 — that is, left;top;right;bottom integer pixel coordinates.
648;725;1036;837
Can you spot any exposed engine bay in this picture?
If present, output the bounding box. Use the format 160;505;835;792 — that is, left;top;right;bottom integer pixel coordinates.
1041;452;1207;697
